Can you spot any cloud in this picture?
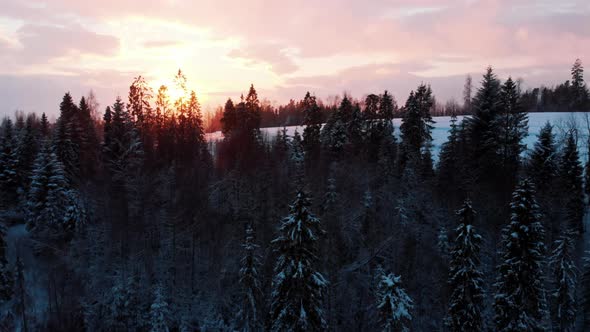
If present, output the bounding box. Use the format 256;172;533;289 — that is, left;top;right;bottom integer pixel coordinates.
228;42;298;75
15;23;120;62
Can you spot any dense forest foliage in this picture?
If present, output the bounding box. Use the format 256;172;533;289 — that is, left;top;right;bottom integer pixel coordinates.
0;59;590;331
204;59;590;132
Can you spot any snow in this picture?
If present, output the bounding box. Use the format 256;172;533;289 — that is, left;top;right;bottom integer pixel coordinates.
205;112;590;162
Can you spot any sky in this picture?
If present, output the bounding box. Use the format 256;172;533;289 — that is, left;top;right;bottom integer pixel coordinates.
0;0;589;118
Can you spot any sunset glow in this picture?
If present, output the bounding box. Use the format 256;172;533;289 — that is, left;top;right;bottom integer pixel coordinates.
1;0;589;117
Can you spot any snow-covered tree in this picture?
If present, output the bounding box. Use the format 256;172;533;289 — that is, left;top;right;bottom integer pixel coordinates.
149;284;170;332
237;225;262;331
270;191;328;331
549;232;576;332
375;270;413;332
494;179;547;331
446;200;484;332
437;226;450;259
27;143;82;240
108;273;142;330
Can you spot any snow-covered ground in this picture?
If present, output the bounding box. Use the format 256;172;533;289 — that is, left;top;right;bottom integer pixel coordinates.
206;112;590;162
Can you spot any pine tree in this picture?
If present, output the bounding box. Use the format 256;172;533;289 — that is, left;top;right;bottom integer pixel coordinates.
496;77;528;173
302;92;322;155
270;191;327;331
221;98;236;138
375;270;413;332
0;223;13;304
527;122;557;192
400;84;434;157
446;200;484;332
149;284;170;332
40;112;50;138
238;225;262;331
53;92;80;180
494;179;547;331
570;59;589;110
437;114;461;198
16;115;39;189
549;232;576;332
0;118;19;208
466;67;502;178
559;131;584;234
321;96;353;154
27;143;80;239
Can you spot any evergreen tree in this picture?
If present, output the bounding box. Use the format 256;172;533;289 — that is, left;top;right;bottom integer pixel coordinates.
375;270;413;332
238;225;262;331
496;77;528;173
16;115;39;189
270;191;327;331
466;67;502;179
321;96;352;154
53;92;80;179
400;84;434;157
527;122;557;193
0;223;13;304
549;233;576;332
221;98;236;138
446;200;484;332
27;143;80;239
40;112;50;138
437;114;462;199
494;179;547;331
559;131;584;234
149;284;170;332
570;59;589;110
301;92;322;155
0;118;19;208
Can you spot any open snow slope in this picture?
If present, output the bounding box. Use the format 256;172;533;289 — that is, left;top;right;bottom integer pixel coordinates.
206;112;590;162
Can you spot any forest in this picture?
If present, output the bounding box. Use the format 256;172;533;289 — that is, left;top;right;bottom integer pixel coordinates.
0;59;590;331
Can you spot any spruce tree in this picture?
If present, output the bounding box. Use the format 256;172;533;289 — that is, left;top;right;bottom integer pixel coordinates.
53;92;80;180
549;233;576;332
0;118;19;208
40;112;50;138
27;143;80;238
270;191;327;331
301;92;322;155
400;84;434;157
570;59;589;111
238;225;262;331
446;200;484;332
466;67;501;179
496;77;528;173
527;122;557;193
494;179;547;331
559;131;584;234
375;270;413;332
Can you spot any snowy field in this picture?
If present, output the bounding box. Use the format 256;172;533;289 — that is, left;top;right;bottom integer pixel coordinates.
206;112;590;162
